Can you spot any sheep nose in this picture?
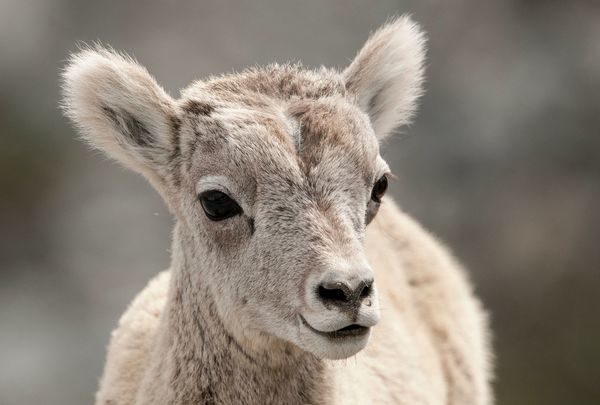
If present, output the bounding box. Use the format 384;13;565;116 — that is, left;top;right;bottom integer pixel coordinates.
317;277;374;308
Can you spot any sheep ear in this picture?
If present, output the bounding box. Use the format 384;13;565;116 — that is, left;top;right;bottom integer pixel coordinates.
343;16;427;140
62;47;180;189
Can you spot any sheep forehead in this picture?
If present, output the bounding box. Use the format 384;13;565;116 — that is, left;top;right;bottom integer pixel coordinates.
181;95;379;200
177;65;379;208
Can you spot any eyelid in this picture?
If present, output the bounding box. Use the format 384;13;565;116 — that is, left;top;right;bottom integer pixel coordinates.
196;176;235;196
374;156;392;180
373;170;394;185
197;183;233;198
196;176;248;210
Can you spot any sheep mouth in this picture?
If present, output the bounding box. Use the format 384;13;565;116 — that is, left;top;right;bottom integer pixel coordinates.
300;316;370;339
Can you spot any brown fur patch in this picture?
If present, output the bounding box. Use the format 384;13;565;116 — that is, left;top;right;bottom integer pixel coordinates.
183;100;215;116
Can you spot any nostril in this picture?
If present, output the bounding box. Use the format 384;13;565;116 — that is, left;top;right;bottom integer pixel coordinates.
316;278;374;307
360;284;371;299
358;278;374;299
318;284;349;303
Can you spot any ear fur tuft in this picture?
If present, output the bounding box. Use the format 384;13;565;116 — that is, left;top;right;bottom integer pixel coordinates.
344;16;427;140
61;46;177;182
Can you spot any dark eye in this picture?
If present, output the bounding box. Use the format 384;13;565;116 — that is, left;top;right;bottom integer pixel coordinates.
198;190;242;221
371;175;388;203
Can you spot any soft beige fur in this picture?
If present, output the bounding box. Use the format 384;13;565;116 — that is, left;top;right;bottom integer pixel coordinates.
62;16;492;405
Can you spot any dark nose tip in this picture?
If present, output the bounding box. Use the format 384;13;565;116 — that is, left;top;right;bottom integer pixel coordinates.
317;278;374;308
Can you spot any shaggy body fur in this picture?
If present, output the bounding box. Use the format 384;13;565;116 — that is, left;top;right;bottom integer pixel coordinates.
62;16;492;404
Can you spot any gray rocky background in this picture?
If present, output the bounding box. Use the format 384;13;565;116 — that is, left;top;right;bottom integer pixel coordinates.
0;1;598;403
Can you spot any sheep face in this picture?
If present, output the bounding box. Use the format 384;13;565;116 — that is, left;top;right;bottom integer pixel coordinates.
62;16;425;360
176;92;387;360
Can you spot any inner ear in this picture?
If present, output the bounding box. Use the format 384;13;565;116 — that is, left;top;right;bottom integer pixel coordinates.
102;106;155;148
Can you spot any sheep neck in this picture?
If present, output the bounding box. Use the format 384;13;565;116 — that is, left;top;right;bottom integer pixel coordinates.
138;224;331;404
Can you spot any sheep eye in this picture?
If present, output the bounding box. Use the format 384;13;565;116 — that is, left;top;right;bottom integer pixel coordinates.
199;190;242;221
371;175;388;203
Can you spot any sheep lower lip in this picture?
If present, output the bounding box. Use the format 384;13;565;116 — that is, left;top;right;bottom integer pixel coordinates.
300;316;370;339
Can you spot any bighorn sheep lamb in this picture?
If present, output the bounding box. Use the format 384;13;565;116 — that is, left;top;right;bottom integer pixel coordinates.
62;16;492;405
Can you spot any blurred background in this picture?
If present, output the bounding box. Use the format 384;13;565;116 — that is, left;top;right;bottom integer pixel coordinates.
1;0;598;403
